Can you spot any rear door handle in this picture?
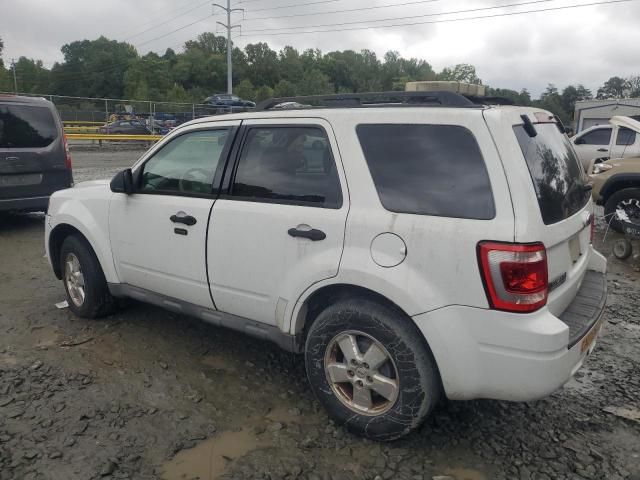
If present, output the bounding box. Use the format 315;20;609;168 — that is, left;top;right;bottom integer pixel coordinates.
597;148;608;152
170;212;197;226
288;227;326;241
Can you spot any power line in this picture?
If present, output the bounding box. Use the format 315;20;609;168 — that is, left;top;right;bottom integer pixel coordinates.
240;0;637;36
111;0;205;38
124;0;214;41
244;0;441;21
245;0;343;13
242;0;557;32
134;14;213;48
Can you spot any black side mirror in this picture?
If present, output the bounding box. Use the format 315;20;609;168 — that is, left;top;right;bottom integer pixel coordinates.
110;168;134;194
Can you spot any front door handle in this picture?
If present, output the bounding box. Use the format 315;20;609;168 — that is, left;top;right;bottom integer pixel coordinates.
597;148;608;152
170;212;197;226
288;227;326;241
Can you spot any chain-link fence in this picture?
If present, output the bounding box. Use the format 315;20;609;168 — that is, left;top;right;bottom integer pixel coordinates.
0;91;252;134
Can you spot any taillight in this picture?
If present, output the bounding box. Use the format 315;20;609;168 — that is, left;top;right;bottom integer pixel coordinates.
590;213;595;243
63;133;72;170
478;242;548;313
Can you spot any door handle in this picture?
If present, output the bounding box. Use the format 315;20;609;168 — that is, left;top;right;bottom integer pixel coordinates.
170;212;197;226
288;227;326;241
597;148;608;152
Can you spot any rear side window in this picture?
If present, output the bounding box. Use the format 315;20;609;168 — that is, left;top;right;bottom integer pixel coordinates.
514;123;590;225
231;126;342;208
356;124;495;219
0;104;57;148
616;127;636;146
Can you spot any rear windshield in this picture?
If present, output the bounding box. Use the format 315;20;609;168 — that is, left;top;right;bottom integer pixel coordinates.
0;104;57;148
356;124;495;219
514;123;590;225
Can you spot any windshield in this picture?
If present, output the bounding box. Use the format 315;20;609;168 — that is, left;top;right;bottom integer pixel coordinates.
514;123;590;225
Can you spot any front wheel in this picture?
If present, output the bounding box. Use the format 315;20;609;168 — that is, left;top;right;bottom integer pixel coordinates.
60;235;116;318
305;298;441;441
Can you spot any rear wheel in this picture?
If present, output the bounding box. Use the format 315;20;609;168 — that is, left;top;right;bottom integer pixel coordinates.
604;188;640;233
305;298;441;441
60;235;116;318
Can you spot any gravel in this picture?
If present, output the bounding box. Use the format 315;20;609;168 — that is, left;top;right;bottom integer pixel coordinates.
0;149;638;479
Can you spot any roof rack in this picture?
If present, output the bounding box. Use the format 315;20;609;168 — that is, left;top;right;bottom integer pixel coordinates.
255;91;483;111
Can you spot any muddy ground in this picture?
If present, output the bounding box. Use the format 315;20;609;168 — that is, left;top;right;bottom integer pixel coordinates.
0;148;639;480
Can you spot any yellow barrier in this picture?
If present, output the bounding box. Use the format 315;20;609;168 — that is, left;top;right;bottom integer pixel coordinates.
66;133;163;141
63;121;106;125
64;126;100;133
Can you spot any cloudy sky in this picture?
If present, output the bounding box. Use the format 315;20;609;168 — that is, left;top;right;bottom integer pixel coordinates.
2;0;639;96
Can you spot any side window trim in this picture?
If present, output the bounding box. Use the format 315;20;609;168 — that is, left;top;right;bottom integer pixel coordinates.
133;125;239;199
220;123;343;209
581;127;612;145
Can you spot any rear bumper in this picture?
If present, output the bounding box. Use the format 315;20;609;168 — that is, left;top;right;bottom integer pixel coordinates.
0;195;50;212
414;252;607;402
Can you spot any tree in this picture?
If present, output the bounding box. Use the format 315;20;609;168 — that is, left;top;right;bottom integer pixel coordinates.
278;46;303;83
254;85;274;103
627;76;640;98
235;79;255;101
560;84;592;118
274;79;296;98
244;43;279;87
438;64;481;84
297;69;332;96
166;83;190;103
184;32;227;55
13;57;50;93
597;76;628;99
50;36;137;98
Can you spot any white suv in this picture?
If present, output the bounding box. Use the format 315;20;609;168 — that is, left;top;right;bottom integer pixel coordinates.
45;92;607;440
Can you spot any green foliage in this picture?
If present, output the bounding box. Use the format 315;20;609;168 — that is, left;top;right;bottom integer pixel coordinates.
297;69;333;96
255;85;274;103
486;87;532;106
438;64;482;85
235;79;255;101
274;79;296;98
597;76;627;99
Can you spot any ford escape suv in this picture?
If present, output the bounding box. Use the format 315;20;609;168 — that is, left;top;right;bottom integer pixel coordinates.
0;95;72;213
44;92;607;440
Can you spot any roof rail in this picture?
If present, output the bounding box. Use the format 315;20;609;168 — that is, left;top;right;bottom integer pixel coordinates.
255;91;479;111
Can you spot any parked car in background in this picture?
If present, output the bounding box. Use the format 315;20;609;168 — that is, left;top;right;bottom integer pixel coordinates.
0;95;73;213
571;116;640;172
590;154;640;232
203;94;255;111
45;92;606;440
98;119;151;135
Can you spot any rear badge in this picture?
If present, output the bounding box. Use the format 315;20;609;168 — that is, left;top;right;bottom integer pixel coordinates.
548;273;567;293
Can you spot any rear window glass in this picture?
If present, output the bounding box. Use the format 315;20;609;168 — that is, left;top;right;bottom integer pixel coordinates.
0;104;57;148
514;123;590;225
356;124;495;219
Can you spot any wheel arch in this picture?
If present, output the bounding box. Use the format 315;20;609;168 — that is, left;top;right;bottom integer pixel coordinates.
600;173;640;204
48;219;117;283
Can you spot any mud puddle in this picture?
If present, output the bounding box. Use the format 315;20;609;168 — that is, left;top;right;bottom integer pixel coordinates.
161;429;264;480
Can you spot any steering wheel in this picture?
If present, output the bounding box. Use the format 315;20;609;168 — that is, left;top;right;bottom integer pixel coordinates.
179;168;211;192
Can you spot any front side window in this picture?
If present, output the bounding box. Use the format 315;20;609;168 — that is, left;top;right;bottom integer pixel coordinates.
356;124;495;219
0;104;57;148
578;128;611;145
616;127;636;146
140;129;229;195
231;126;342;208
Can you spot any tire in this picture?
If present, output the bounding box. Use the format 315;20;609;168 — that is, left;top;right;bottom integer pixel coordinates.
613;239;633;260
305;297;441;441
604;187;640;233
59;234;116;318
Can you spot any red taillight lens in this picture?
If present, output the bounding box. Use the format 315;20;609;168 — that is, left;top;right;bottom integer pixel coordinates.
478;242;548;313
63;133;72;170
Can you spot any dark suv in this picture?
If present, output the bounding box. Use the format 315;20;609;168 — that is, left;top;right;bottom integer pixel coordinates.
0;95;73;213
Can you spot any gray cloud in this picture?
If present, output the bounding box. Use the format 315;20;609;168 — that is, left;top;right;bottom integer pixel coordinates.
2;0;639;95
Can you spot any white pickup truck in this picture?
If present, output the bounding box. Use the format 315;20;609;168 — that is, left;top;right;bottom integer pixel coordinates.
572;116;640;172
45;92;607;440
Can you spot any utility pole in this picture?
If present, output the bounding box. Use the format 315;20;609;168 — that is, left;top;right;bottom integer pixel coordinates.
11;59;18;93
213;1;243;94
